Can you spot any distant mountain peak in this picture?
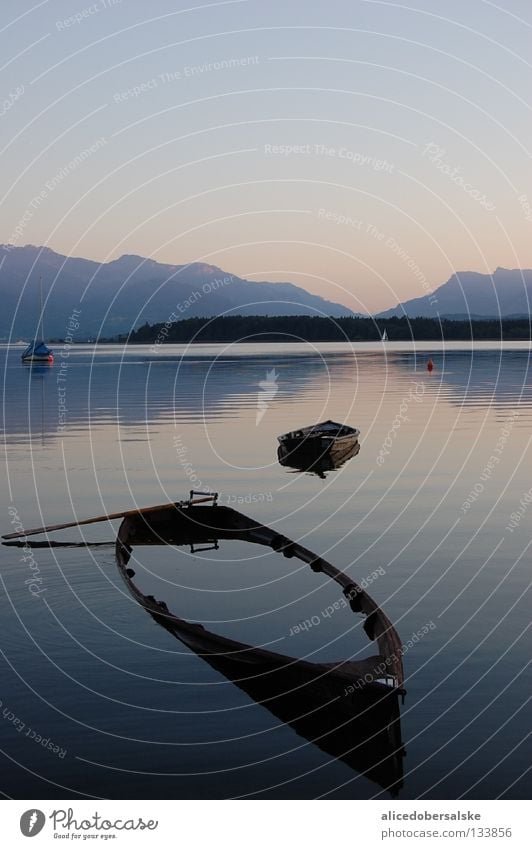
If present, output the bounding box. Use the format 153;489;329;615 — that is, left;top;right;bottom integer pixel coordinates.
493;265;523;275
109;254;158;267
109;255;225;276
377;267;532;319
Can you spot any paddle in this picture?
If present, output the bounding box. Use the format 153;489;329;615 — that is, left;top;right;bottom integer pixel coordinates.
2;495;217;540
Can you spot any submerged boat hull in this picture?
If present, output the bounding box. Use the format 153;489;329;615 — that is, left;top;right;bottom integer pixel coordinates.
115;502;404;693
115;499;406;795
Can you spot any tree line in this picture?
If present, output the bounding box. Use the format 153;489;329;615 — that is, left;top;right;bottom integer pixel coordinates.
125;314;532;343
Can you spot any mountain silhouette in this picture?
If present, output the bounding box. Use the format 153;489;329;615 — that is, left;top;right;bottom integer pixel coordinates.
0;244;353;339
377;268;532;319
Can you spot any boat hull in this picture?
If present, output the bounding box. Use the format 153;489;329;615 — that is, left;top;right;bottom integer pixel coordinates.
280;432;358;454
115;502;404;693
114;499;406;795
277;420;360;455
21;340;54;363
21;354;54;363
278;438;360;476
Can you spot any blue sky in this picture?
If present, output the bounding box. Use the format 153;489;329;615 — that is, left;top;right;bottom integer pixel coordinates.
1;0;531;312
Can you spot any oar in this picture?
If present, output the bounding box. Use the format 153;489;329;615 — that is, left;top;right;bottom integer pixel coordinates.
3;540;115;549
2;496;216;540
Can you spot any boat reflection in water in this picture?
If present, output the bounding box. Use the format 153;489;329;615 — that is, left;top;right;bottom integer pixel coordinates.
278;439;360;478
115;498;406;796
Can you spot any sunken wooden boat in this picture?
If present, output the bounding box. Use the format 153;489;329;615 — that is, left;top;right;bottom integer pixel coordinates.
278;438;360;478
115;492;406;794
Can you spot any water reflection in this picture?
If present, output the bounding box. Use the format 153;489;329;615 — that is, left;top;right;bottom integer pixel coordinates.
394;349;531;410
3;346;532;446
3;348;331;444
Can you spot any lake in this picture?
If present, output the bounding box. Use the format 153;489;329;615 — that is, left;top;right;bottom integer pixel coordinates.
0;341;530;799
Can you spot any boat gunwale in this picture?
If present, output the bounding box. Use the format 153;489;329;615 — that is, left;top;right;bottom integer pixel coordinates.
115;502;405;694
277;419;360;445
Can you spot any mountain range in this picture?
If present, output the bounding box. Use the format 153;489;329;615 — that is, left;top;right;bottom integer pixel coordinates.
377;267;532;319
0;245;353;339
1;245;530;339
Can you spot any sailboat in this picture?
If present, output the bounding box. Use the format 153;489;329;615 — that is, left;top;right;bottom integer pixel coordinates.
21;277;53;364
382;328;388;342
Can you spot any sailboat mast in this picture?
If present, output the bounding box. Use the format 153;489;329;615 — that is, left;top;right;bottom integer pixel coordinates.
21;274;53;362
39;275;43;341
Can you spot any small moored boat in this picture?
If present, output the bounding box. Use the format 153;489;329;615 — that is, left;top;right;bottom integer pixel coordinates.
21;340;54;363
278;438;360;478
21;277;53;364
277;419;360;456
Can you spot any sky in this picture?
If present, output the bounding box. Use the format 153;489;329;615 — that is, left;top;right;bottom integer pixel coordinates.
1;0;531;313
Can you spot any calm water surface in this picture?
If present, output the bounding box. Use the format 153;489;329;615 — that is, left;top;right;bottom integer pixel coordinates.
1;342;530;799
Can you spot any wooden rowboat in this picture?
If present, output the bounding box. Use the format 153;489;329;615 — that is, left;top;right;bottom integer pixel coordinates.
115;494;404;693
115;492;406;794
277;420;360;455
277;439;360;478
